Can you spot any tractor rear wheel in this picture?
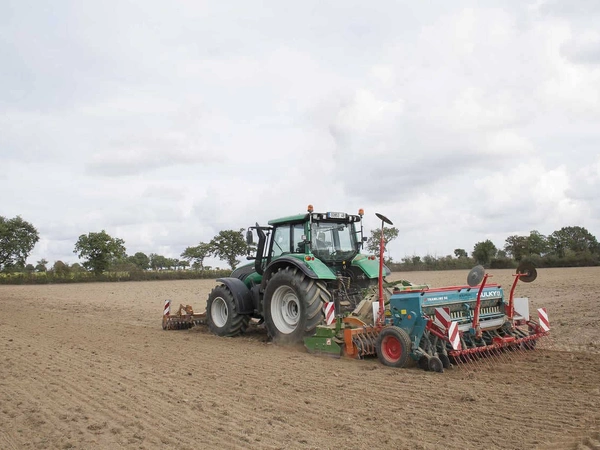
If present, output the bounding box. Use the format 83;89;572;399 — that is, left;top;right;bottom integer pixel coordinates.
263;267;329;345
376;326;411;368
206;285;250;337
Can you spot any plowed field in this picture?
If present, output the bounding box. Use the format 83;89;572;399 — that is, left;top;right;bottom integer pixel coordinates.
1;267;599;449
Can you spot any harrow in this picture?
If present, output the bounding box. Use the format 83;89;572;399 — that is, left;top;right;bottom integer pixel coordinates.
162;300;207;330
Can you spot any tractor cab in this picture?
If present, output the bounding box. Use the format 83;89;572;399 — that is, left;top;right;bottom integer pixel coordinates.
243;205;367;278
307;211;363;264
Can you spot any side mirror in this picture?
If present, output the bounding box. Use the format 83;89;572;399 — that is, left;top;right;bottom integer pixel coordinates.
362;237;367;242
246;230;254;245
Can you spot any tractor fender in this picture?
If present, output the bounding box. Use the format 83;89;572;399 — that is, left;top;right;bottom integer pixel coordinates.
261;256;319;287
263;256;319;283
216;277;254;314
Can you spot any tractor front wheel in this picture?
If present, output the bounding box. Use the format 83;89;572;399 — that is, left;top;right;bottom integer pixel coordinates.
376;326;411;368
206;285;250;337
263;267;329;345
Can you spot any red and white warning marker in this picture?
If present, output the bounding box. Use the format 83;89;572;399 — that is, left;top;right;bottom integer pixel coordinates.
164;299;171;317
434;307;452;330
537;307;550;332
448;321;461;350
323;302;335;325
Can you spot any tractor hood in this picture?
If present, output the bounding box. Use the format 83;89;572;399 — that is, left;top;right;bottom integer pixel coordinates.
352;254;391;278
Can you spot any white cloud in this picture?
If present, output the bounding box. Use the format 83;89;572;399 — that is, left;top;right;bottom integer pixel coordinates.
1;0;599;268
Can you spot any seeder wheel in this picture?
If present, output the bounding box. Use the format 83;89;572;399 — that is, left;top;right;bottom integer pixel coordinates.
438;354;451;369
376;327;411;368
428;356;444;373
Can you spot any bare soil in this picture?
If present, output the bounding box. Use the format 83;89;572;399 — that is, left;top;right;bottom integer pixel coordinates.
1;267;599;449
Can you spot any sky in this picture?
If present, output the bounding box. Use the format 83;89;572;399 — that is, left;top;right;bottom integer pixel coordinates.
1;0;600;269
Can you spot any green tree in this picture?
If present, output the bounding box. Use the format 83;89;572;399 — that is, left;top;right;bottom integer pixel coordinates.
423;254;435;266
149;253;168;271
73;230;127;275
0;215;40;271
36;258;48;272
366;227;400;255
127;252;150;270
109;257;136;273
209;229;249;270
454;248;468;258
181;242;212;271
52;260;70;277
472;240;497;266
548;226;599;257
504;235;528;261
526;230;548;256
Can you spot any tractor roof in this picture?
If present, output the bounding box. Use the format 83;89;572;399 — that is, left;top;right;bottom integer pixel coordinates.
268;211;362;225
268;213;309;225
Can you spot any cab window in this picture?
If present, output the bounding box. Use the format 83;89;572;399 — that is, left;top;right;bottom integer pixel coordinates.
271;225;291;258
271;223;306;257
292;223;306;253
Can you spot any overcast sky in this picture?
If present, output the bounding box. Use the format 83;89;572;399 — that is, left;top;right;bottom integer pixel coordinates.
2;0;599;268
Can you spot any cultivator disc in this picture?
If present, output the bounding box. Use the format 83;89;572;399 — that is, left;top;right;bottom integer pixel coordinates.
516;262;537;283
467;265;485;287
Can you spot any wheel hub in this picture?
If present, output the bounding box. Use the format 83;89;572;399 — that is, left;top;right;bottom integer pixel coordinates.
271;286;300;334
211;297;228;328
382;335;402;361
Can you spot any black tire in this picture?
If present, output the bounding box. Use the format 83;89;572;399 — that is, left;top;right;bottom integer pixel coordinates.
230;263;255;282
376;326;411;368
439;353;451;369
206;285;250;337
263;267;330;344
428;356;444;373
418;356;430;371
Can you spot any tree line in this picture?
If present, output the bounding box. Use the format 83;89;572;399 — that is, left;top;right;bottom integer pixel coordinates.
0;215;251;281
373;225;600;271
2;214;600;284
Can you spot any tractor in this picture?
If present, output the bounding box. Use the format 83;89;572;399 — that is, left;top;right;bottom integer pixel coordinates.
203;205;404;344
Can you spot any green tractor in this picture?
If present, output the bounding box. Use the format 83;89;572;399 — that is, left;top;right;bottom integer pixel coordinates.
205;205;390;344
